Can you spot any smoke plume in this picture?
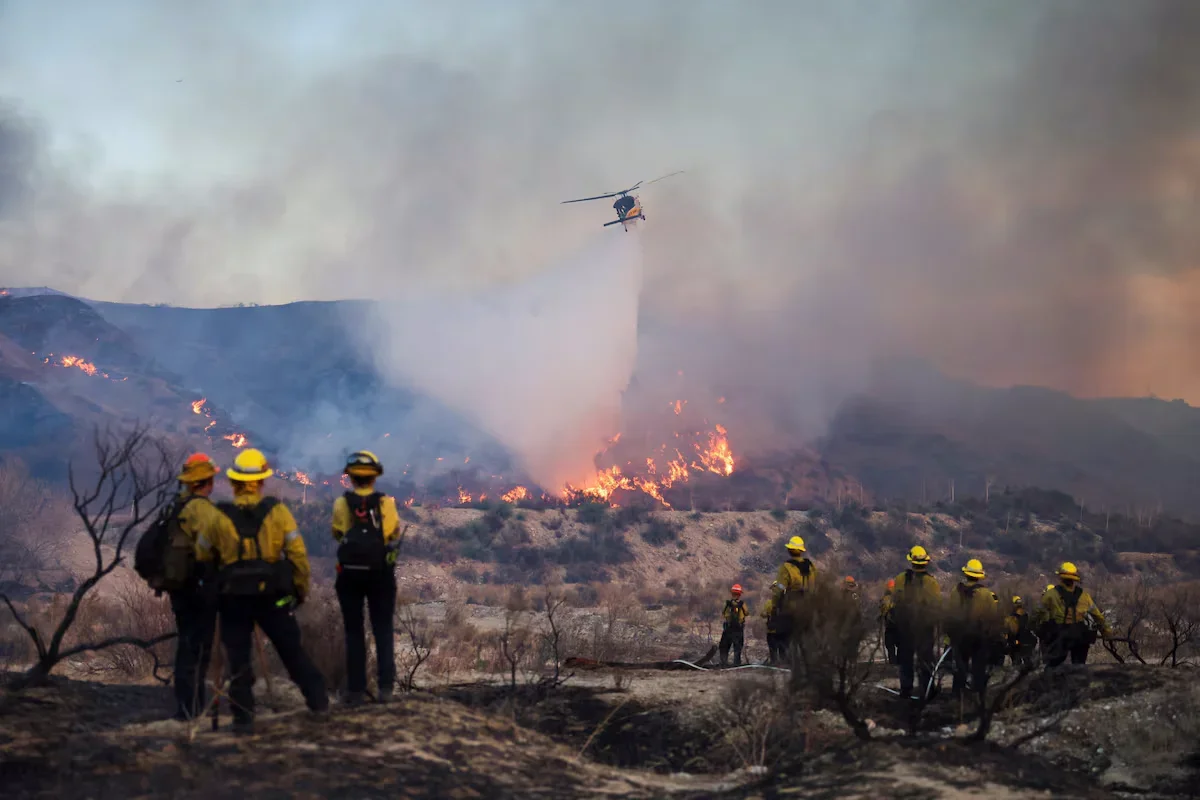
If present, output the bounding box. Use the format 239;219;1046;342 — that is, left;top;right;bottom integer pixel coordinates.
1;0;1199;480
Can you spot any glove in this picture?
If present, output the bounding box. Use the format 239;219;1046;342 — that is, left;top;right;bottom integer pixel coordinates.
386;550;398;566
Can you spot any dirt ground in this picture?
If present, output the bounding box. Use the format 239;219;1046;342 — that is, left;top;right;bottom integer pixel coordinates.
4;658;1197;799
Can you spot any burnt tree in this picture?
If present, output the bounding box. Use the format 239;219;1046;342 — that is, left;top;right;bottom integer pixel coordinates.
1;424;178;690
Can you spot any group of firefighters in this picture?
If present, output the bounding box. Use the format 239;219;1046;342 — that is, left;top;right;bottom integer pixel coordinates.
719;538;1112;698
153;448;402;734
157;445;1117;730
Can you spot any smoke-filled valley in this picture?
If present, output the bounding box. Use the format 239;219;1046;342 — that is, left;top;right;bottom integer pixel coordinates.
6;4;1200;798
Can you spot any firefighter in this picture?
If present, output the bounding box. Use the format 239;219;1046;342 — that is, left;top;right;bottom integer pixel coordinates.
332;451;402;704
879;579;899;665
1005;596;1036;666
1035;562;1111;668
946;559;1001;697
764;536;818;661
719;584;749;667
843;575;860;602
168;453;227;721
891;545;942;699
760;582;786;664
195;448;328;733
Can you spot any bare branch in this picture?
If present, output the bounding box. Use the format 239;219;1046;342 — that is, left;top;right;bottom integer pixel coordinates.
7;422;179;689
0;593;45;659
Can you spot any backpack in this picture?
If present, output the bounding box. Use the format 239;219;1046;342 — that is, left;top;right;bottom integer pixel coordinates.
134;495;199;593
214;497;293;598
723;599;747;629
336;492;390;573
778;558;813;618
1055;584;1084;625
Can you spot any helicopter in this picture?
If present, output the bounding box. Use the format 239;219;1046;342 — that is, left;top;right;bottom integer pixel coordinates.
560;171;684;231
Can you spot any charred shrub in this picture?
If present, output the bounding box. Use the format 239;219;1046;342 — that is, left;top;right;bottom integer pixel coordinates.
717;522;741;543
770;508;788;522
576;500;609;526
641;514;683;546
786;577;876;739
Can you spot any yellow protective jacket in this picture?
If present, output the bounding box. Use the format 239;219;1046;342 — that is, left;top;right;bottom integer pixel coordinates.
879;589;895;624
722;598;749;628
1035;584;1111;637
331;486;401;543
947;580;1001;638
176;491;227;546
1005;609;1033;644
776;558;817;593
195;490;313;600
890;569;942;627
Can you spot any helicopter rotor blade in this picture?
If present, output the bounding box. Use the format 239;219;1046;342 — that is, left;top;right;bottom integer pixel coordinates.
641;170;685;187
561;191;623;204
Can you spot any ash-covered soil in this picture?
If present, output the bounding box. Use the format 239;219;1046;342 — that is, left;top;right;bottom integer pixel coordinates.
2;663;1197;799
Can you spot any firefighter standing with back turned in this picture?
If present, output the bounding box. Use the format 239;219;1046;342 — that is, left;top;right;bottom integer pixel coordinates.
1004;596;1036;666
1035;562;1111;668
891;546;942;699
761;536;817;663
719;584;749;667
166;454;226;720
195;449;329;734
332;451;403;704
946;558;1001;697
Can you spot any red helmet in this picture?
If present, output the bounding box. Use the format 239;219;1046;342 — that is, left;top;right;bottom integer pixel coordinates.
730;584;743;594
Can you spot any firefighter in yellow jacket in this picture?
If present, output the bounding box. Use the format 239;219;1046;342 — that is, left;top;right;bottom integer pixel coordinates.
167;454;227;721
1004;596;1036;666
1035;562;1111;668
763;536;817;662
195;449;328;733
946;558;1001;696
331;450;403;705
891;546;942;699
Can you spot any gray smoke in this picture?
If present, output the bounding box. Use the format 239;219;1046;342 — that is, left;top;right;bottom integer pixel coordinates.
1;0;1199;478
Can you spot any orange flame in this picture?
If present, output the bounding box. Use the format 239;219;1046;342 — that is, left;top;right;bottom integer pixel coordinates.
457;487;472;505
293;470;313;486
192;398;206;414
501;486;530;503
223;433;248;448
563;418;735;507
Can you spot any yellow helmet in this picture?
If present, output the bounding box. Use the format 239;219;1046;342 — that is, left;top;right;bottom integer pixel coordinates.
1045;584;1055;593
785;535;806;553
961;558;985;579
226;448;273;482
1057;561;1080;581
344;450;384;477
1012;595;1023;606
907;545;930;566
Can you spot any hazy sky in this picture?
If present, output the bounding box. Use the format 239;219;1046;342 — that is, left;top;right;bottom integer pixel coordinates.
2;0;1199;420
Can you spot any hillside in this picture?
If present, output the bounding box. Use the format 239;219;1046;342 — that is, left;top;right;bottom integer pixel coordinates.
4;289;1200;519
821;362;1200;518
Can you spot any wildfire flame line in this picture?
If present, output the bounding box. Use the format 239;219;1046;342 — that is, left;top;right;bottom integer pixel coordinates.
38;352;126;381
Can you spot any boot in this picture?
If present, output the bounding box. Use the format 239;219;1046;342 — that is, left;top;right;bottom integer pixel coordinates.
344;691;365;707
377;687;393;704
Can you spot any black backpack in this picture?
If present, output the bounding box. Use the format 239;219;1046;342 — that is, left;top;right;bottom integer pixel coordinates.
134;495;198;593
1055;584;1084;624
337;492;389;573
215;497;294;598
